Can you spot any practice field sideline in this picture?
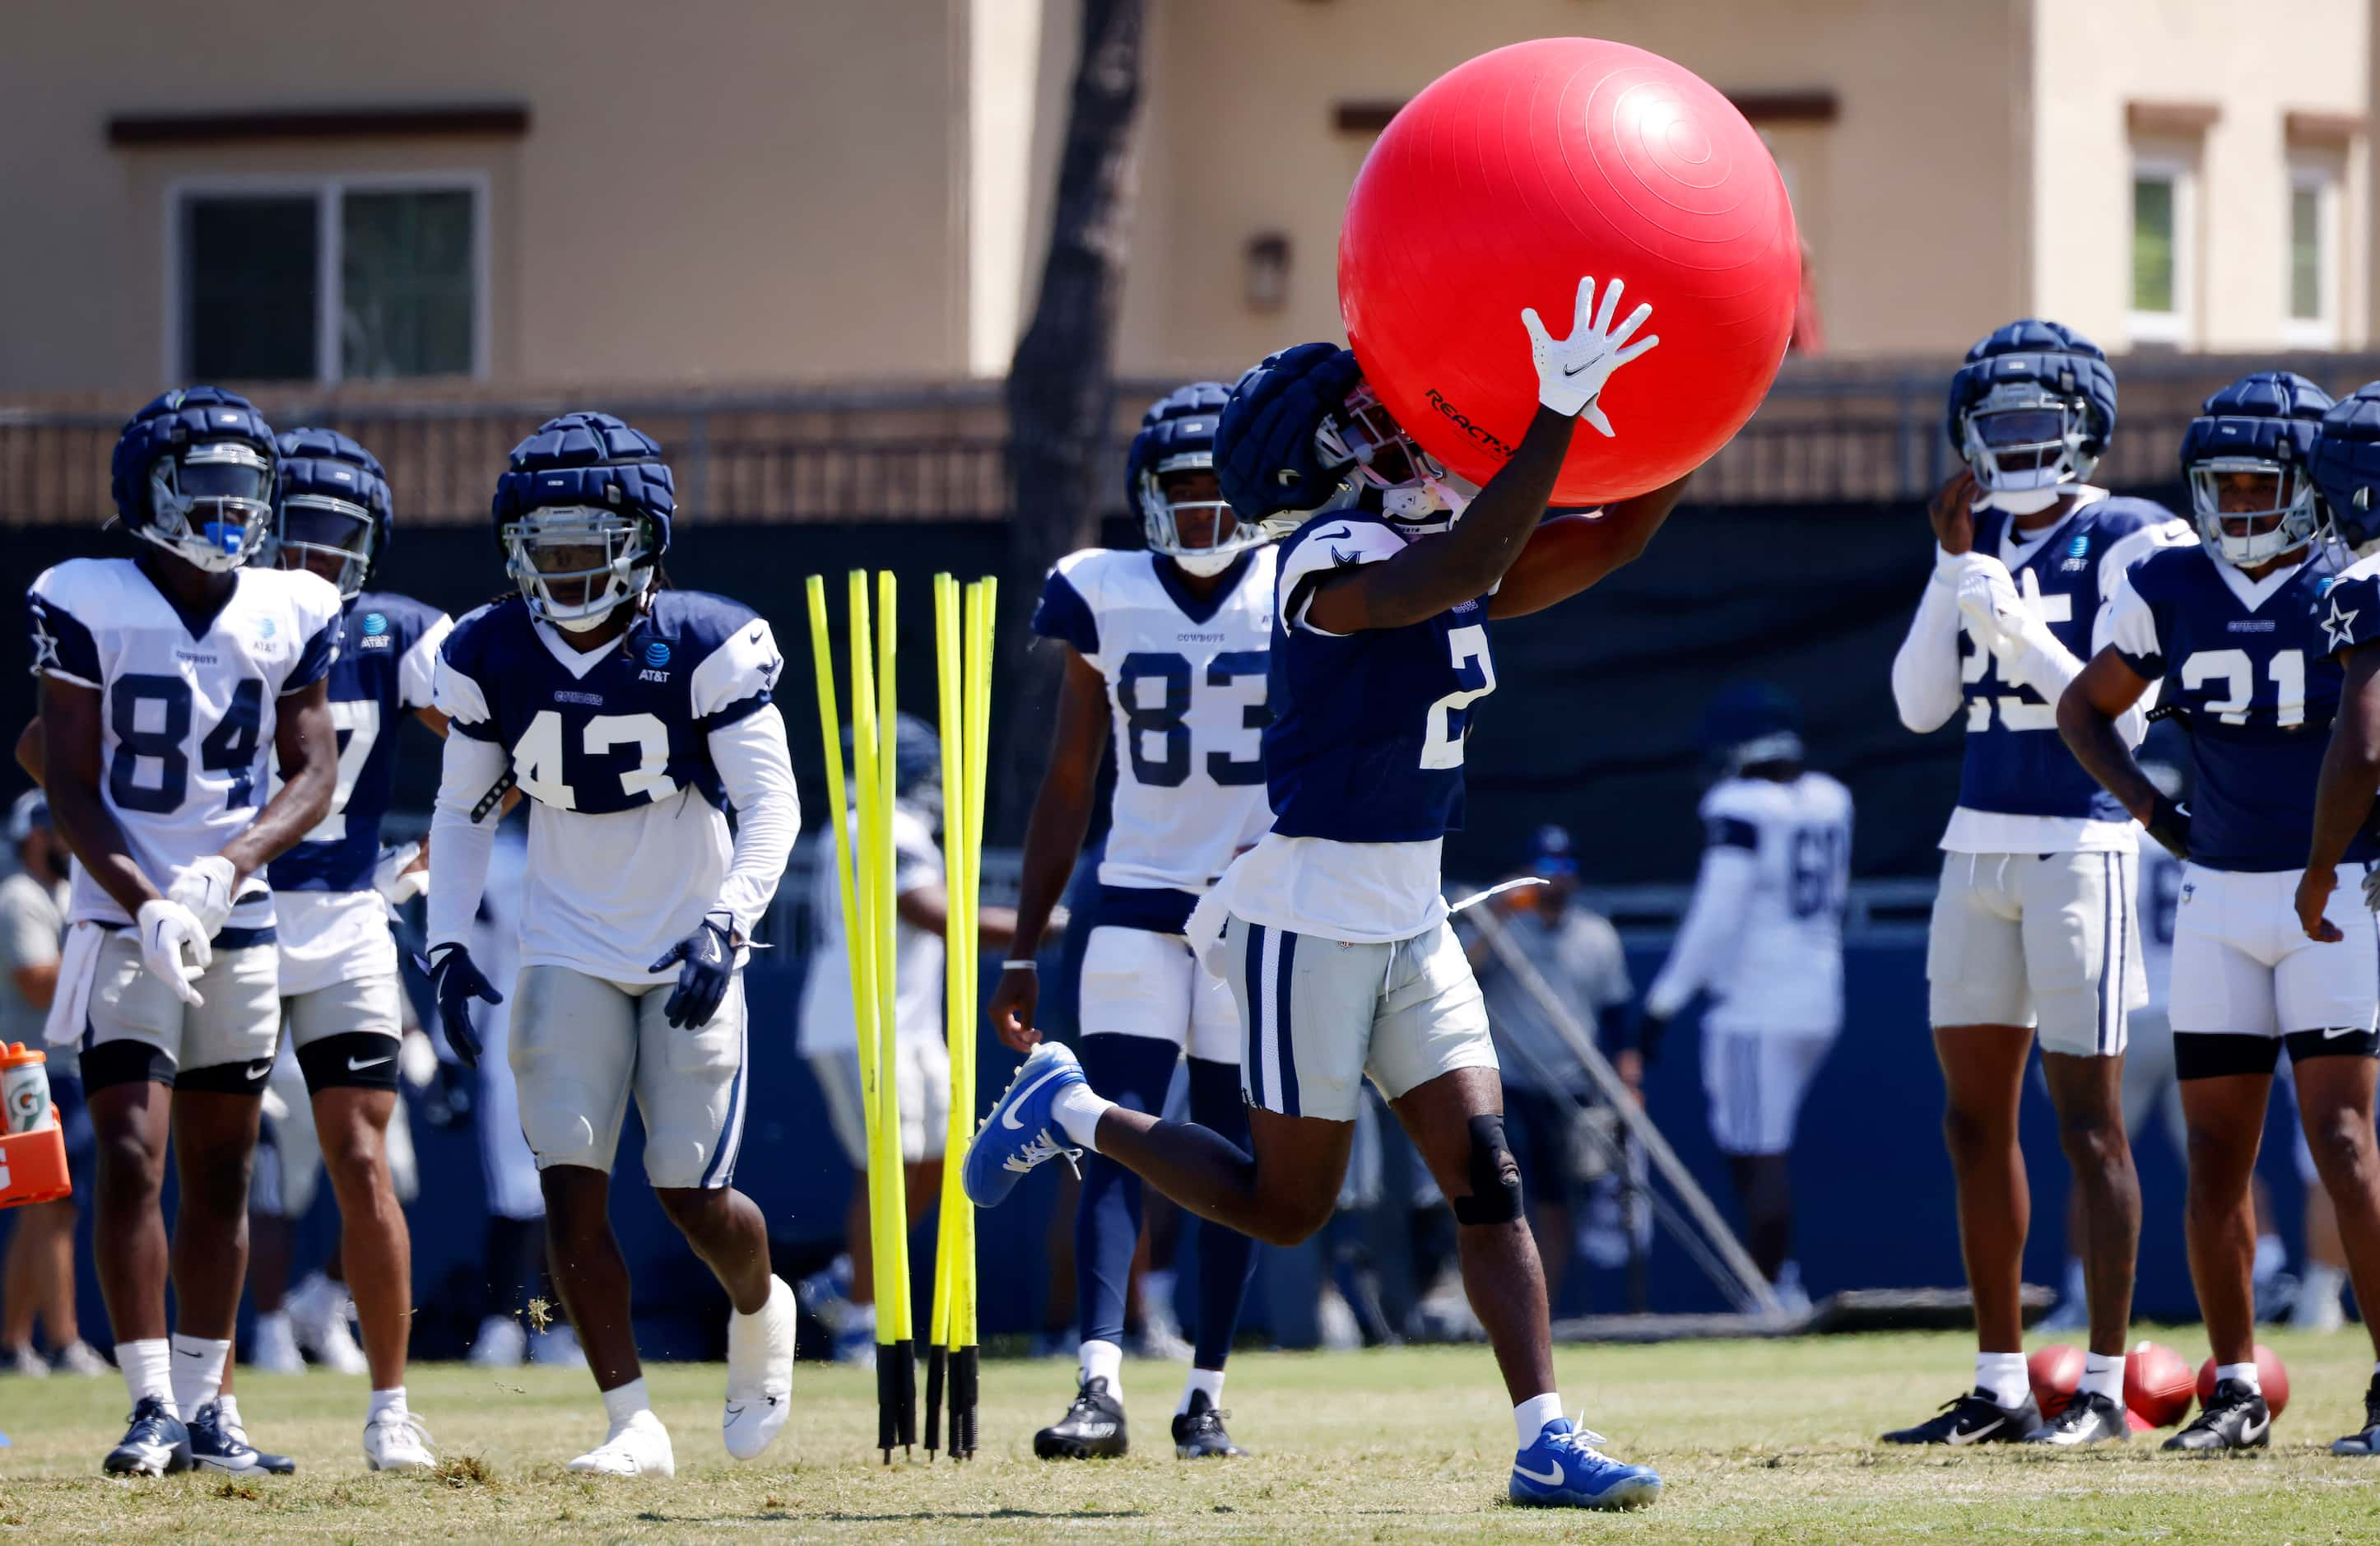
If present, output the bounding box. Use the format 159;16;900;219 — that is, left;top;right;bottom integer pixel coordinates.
5;1333;2380;1541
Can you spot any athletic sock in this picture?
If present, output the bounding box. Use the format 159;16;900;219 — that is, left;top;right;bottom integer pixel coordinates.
1975;1351;2029;1409
169;1334;230;1417
119;1338;175;1417
602;1376;653;1432
1179;1367;1225;1417
1080;1337;1123;1399
1053;1083;1115;1153
370;1387;409;1423
2079;1352;2124;1404
1514;1392;1564;1448
2215;1361;2262;1395
214;1393;243;1433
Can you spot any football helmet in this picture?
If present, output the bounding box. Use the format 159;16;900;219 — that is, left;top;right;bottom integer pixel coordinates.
2312;381;2380;556
1128;381;1267;576
1945;321;2117;498
490;412;675;631
1216;343;1467;540
2179;371;2331;568
109;386;279;572
1700;682;1805;776
268;427;393;600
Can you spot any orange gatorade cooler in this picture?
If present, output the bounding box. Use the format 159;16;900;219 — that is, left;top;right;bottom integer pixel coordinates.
0;1043;70;1208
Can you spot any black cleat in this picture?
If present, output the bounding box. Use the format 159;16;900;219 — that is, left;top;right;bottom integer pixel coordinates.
189;1400;295;1475
1034;1376;1128;1460
2024;1390;2129;1446
103;1397;193;1477
2332;1374;2380;1455
1880;1388;2041;1446
2164;1379;2270;1452
1172;1390;1248;1459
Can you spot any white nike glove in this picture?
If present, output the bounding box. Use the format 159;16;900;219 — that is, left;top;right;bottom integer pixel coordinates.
166;854;237;939
134;897;211;1007
374;841;428;907
1955;555;2024;655
1519;275;1659;433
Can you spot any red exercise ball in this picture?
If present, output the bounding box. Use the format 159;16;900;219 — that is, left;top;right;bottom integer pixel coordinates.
2125;1341;2195;1427
1338;37;1801;505
2196;1346;2290;1417
2028;1343;2084;1419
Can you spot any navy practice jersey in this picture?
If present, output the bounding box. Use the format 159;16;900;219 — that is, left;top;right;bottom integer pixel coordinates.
1956;496;2184;822
267;592;451;892
435;590;779;817
1262;513;1494;843
2109;542;2373;872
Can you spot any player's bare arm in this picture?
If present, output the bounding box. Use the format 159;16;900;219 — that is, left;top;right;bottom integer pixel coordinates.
37;677;162;920
2298;644;2380;940
1487;472;1694;620
2057;648;2190;864
216;677;336;882
989;645;1107;1051
13;715;40;785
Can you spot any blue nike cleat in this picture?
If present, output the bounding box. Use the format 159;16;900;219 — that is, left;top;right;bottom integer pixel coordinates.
102;1396;192;1477
962;1042;1086;1208
188;1399;295;1475
1508;1419;1662;1511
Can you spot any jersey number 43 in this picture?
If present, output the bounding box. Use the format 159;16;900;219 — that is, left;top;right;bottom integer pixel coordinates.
510;709;678;811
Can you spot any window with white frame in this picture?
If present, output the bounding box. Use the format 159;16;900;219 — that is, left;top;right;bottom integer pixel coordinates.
174;178;486;382
2128;156;2192;347
2286;161;2340;347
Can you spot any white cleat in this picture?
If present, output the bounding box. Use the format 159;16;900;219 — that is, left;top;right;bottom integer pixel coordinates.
250;1311;306;1375
364;1409;437;1471
288;1275;370;1376
723;1276;796;1461
467;1315;527;1368
566;1413;676;1477
53;1339;112;1378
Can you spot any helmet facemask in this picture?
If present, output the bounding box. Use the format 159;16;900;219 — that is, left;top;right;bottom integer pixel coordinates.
503;506;655;631
2192;459;2320;569
1961;381;2099;496
1318;384;1467;535
1141;457;1265;578
268;495;379;599
143;440;274;572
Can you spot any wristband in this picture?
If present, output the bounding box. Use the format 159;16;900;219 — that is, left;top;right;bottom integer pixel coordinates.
1002;960;1038;973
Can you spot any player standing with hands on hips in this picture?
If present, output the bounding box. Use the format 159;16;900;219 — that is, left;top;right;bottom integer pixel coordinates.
1885;324;2189;1446
25;389;342;1476
425;413;801;1476
968;276;1687;1511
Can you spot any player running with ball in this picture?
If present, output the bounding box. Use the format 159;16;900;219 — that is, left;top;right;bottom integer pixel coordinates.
425;413;801;1475
968;276;1685;1511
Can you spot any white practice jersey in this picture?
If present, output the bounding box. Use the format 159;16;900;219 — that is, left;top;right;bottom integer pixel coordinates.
797;802;946;1057
1030;547;1276;924
26;557;343;931
1645;772;1854;1035
2139;842;2182;1014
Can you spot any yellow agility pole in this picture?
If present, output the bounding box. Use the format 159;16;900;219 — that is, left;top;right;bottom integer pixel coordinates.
865;570;917;1453
926;574;965;1456
951;575;995;1442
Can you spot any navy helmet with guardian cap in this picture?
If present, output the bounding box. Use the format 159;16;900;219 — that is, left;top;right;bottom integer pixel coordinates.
1216;343;1465;539
490;412;675;631
1945;321;2117;495
1127;382;1268;576
2312;381;2380;555
109;386;279;572
2179;371;2331;568
269;428;394;601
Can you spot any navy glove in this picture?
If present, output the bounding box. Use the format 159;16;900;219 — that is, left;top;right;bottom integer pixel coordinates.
427;942;502;1069
651;914;736;1029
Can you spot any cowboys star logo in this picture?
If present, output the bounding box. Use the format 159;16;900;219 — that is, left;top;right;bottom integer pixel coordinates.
28;605;63;675
2322;593;2364;654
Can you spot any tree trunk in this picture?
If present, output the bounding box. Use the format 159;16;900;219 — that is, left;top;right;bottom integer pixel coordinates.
994;0;1144;838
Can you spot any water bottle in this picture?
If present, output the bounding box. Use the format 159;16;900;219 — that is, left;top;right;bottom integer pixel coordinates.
2;1042;53;1134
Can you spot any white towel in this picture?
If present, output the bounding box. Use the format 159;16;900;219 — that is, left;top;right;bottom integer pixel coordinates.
43;921;105;1047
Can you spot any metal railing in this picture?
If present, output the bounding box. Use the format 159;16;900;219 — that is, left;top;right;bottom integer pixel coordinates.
10;351;2380;526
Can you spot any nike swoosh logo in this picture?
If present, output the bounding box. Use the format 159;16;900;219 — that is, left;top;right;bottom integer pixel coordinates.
2243;1417;2269;1441
1945;1416;2003;1446
1562;352;1610;378
348;1054;393;1071
1309;524;1352;544
1000;1066;1072;1130
177;1346;206;1357
245;1062;272;1080
1513;1458;1564;1486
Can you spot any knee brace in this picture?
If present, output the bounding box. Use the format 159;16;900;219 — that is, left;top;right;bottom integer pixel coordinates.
1452;1115;1524;1226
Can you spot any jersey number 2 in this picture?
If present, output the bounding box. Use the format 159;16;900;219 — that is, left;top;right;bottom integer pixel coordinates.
511;710;677;811
1420;626;1495;770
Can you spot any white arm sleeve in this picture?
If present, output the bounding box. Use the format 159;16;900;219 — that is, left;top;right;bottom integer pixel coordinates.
2099;570;2159;747
706;704;802;938
1644;845;1758;1019
398;613;455;710
1891;554;1969;733
426;733;509;952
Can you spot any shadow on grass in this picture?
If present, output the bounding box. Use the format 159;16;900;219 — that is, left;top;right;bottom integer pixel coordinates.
635;1507;1150;1524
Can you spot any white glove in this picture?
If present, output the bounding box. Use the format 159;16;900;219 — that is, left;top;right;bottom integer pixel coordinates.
1961;561;2060;664
166;854;237;939
374;841;428;907
134;897;211;1007
1519;275;1659;433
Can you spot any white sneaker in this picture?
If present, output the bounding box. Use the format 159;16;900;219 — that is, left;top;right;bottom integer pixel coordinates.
723;1276;795;1460
363;1408;437;1471
7;1343;48;1377
53;1339;111;1377
468;1315;527;1368
531;1325;588;1369
2294;1288;2348;1334
251;1311;306;1375
567;1413;676;1477
288;1274;370;1376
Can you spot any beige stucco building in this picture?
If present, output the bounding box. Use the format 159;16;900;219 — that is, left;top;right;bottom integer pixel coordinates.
0;0;2371;402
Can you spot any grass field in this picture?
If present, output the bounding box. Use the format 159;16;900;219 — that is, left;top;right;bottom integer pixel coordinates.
7;1330;2380;1541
